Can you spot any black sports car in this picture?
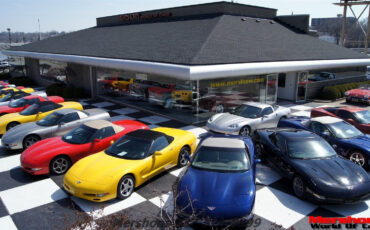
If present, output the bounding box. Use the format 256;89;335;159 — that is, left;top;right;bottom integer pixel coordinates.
254;128;370;204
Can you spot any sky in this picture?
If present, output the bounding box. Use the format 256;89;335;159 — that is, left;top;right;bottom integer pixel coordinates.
0;0;368;33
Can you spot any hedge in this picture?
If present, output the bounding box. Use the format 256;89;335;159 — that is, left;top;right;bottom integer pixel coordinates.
0;72;12;80
46;83;87;99
8;76;35;87
319;80;370;100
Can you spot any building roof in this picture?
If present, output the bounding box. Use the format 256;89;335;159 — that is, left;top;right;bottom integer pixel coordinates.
8;14;367;66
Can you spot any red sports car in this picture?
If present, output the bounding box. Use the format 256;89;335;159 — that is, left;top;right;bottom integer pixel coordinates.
311;106;370;134
21;119;149;175
345;85;370;105
0;95;64;116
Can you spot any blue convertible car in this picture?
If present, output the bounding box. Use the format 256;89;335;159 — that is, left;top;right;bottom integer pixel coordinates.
278;116;370;169
176;134;258;226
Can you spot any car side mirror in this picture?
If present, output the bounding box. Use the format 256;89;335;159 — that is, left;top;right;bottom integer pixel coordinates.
255;158;262;164
93;138;100;143
58;122;65;127
154;151;162;156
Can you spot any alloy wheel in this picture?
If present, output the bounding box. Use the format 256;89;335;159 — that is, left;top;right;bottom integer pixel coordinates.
120;177;134;197
349;152;365;167
239;126;250;136
24;136;40;148
292;176;304;198
52;157;69;175
179;147;190;166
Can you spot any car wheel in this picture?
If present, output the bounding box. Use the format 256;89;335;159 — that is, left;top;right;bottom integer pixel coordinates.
255;143;263;159
177;146;190;167
239;126;251;137
279;116;287;121
117;175;135;200
215;104;224;113
50;155;71;175
292;175;306;200
6;122;19;131
23;135;41;149
349;151;367;168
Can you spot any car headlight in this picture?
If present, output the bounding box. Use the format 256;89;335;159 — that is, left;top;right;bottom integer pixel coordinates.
344;92;350;96
228;124;239;128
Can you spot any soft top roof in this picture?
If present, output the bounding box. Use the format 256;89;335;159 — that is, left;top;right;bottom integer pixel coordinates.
84;120;124;133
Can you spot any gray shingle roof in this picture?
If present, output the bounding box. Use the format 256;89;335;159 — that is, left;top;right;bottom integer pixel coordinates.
9;14;368;65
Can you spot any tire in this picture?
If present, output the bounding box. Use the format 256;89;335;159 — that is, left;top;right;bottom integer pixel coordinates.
117;175;135;200
292;175;307;200
348;151;367;169
49;155;71;175
177;146;190;167
255;143;263;159
215;104;224;113
6;122;19;131
23;135;41;149
279;116;287;121
239;126;251;137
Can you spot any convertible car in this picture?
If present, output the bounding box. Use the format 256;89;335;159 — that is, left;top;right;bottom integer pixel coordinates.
64;128;197;202
176;135;258;226
345;84;370;105
0;95;64;116
0;100;83;135
2;108;110;150
21;119;148;175
207;102;291;136
0;87;34;98
278;116;370;169
311;106;370;134
254;128;370;203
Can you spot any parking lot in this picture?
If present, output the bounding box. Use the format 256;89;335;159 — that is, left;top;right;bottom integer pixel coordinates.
0;97;369;230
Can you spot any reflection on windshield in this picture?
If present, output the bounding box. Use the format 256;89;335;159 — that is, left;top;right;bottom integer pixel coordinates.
192;146;250;172
354;110;370;124
20;104;39;115
9;99;26;108
231;105;262;119
37;113;63;126
0;93;12;102
106;136;151;160
288;139;336;159
62;125;97;144
329;122;363;138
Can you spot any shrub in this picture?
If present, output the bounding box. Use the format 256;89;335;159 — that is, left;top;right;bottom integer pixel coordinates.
321;86;340;100
8;76;35;87
0;72;12;80
318;80;370;100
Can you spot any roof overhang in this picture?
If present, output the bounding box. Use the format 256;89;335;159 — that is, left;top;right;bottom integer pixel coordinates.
4;50;370;81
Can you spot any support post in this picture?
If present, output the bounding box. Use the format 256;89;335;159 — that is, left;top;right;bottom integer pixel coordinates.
365;5;370;54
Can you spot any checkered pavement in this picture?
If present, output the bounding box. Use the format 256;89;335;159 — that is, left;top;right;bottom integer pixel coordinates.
0;99;369;230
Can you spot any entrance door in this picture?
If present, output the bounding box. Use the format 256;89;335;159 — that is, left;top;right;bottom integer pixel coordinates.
266;74;278;104
296;72;308;102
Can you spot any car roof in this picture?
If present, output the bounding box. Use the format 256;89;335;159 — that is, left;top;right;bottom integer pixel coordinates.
200;137;245;149
126;129;163;141
276;129;318;140
242;101;270;109
311;116;342;124
339;107;366;113
84;120;123;133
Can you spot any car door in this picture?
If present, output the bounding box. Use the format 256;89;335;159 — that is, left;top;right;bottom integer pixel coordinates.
38;104;60;119
267;133;292;177
308;121;336;146
88;126;116;154
145;136;171;177
53;112;81;136
336;110;357;126
260;106;277;128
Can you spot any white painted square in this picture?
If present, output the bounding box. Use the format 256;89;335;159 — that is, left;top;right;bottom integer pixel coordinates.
169;167;186;177
112;108;139;115
256;164;282;185
0;179;68;214
0;154;20;173
254;187;317;229
111;115;135;122
72;192;146;219
180;125;208;139
289;105;312;111
91;102;115;108
290;111;311;117
323;199;370;218
149;192;174;214
148;124;159;130
0;216;18;230
139;115;170;124
79;101;89;106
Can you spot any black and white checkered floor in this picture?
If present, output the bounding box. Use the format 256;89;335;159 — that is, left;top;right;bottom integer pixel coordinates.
0;99;369;230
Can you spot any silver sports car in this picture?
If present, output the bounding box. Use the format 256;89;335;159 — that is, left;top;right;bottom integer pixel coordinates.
0;91;47;107
206;102;291;136
2;108;110;150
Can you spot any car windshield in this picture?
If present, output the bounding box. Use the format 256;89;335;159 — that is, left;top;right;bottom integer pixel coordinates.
37;113;63;126
231;105;262;118
0;93;12;102
287;139;336;159
9;98;26;108
20;104;39;115
62;125;97;144
191;146;250;172
328;121;363;138
353;110;370;124
105;136;151;160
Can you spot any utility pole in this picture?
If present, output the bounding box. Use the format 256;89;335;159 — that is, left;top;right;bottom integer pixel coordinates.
38;18;41;41
366;7;370;53
340;0;348;46
6;28;11;45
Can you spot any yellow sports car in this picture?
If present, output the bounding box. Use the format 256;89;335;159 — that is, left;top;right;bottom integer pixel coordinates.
111;78;134;91
64;127;197;202
0;101;83;134
0;88;34;98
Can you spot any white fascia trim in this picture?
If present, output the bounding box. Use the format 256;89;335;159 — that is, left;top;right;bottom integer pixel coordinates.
4;50;370;81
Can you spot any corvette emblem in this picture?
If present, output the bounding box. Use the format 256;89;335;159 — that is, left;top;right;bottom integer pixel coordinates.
76;181;81;184
207;206;216;211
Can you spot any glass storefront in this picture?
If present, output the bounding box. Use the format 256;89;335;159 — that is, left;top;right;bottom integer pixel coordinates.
39;59;68;83
96;67;276;123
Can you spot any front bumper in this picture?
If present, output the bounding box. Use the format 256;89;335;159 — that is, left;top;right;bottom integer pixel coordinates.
206;122;239;135
63;173;116;202
21;160;49;175
306;187;370;204
346;96;370;104
2;138;23;150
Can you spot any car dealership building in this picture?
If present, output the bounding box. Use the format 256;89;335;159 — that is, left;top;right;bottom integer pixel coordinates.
4;1;370;123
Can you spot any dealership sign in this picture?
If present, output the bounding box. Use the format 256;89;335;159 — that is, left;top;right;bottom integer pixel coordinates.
309;216;370;229
118;12;172;22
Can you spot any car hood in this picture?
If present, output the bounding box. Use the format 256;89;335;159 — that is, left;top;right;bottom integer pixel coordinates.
210;113;251;127
292;156;369;188
347;89;370;97
179;167;255;205
69;152;142;184
340;135;370;149
2;122;43;143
